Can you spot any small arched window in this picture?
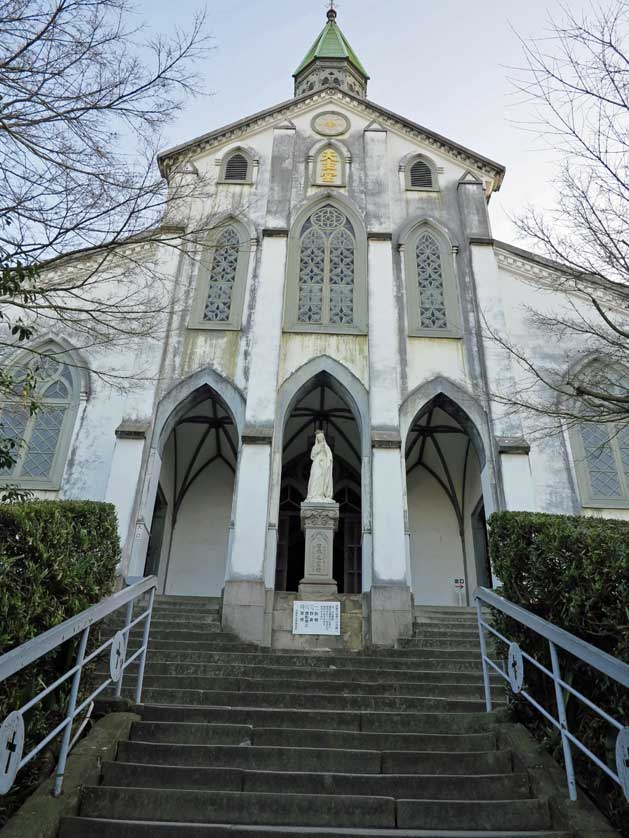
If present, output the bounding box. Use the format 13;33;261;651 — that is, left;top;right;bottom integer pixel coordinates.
220;150;253;184
570;363;629;507
285;203;367;333
405;225;460;337
190;222;251;330
405;155;439;191
0;348;81;488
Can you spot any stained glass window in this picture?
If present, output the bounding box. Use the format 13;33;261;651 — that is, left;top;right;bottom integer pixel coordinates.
298;205;355;326
0;354;75;483
416;231;448;330
576;365;629;502
204;226;240;322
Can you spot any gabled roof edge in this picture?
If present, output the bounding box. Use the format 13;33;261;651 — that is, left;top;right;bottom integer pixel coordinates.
158;88;506;188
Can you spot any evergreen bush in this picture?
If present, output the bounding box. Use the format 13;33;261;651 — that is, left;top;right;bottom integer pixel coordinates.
0;500;119;825
489;510;629;834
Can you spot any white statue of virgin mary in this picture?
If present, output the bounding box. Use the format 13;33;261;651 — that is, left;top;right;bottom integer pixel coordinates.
306;431;334;501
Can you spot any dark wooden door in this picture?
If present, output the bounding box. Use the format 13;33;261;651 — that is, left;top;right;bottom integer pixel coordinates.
145;486;167;578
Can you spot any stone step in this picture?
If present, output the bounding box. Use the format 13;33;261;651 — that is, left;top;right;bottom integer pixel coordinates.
125;687;492;712
396;799;552;831
398;637;482;651
137;644;483;662
79;787;397;828
138;705;504;734
129;638;257;653
136;661;502;684
59;820;571;838
78;788;550;831
129;720;497;752
101;762;530;800
154;595;222;605
253;727;497;753
117;741;512;775
149;613;221;625
135;674;502;701
412;626;480;638
130;721;252;746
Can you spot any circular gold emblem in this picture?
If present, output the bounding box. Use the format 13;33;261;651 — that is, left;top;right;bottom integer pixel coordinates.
312;112;350;137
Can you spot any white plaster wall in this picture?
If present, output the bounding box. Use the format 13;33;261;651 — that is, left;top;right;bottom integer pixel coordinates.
278;334;369;390
164;459;233;597
405;338;467;396
407;467;466;605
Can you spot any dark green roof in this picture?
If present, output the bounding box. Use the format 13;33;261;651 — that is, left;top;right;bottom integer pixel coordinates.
294;19;368;78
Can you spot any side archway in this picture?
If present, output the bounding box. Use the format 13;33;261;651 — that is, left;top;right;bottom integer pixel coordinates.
132;367;245;596
401;377;497;605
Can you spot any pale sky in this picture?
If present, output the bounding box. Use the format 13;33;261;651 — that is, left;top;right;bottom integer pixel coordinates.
146;0;591;244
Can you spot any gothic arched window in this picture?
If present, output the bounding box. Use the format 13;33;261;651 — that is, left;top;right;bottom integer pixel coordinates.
404;225;460;337
190;222;251;330
569;363;629;507
0;348;82;489
300;206;354;325
285;202;367;333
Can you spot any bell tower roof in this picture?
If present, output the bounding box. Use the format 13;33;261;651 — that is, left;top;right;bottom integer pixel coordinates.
293;7;369;98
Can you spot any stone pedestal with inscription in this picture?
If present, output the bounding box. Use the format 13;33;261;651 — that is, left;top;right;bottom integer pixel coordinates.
299;500;339;597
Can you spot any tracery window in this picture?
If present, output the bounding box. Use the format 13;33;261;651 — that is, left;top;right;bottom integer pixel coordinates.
571;364;629;506
404;225;460;337
416;231;447;329
298;205;355;327
0;351;80;488
191;222;250;330
204;226;240;322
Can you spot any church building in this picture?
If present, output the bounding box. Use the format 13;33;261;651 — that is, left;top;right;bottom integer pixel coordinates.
3;9;627;648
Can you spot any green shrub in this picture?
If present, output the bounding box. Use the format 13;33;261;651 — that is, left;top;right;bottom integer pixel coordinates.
489;510;629;834
0;500;119;825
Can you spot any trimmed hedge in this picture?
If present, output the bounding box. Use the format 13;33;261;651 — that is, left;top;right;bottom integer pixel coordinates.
0;501;120;826
489;511;629;834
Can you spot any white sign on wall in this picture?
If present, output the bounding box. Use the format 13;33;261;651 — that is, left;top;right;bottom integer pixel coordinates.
293;601;341;636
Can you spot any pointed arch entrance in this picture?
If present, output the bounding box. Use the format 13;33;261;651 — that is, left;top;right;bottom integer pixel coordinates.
404;391;490;606
273;366;367;594
146;380;240;597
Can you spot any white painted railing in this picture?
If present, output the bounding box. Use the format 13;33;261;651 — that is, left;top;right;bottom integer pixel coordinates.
0;576;157;798
475;586;629;803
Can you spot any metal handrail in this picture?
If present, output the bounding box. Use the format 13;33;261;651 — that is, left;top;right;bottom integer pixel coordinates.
475;586;629;804
0;576;157;798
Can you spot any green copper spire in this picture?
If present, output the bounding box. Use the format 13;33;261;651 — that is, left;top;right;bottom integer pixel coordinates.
293;7;369;98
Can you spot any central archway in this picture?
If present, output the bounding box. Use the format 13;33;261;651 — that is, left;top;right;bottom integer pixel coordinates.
270;357;371;595
275;373;362;593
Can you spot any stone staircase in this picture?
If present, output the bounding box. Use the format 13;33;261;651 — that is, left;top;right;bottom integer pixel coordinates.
59;596;573;837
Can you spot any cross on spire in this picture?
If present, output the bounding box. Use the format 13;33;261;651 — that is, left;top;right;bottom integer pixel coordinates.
327;0;337;21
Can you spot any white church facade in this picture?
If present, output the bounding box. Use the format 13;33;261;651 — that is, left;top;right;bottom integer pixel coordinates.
3;9;628;647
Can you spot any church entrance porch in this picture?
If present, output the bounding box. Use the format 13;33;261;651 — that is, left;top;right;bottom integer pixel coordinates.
274;373;363;595
405;394;488;607
146;388;238;597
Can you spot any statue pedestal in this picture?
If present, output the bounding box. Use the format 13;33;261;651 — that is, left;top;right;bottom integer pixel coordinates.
299;500;340;597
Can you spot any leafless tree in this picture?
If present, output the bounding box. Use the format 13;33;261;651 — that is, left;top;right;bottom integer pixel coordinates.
0;0;216;486
489;1;629;432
